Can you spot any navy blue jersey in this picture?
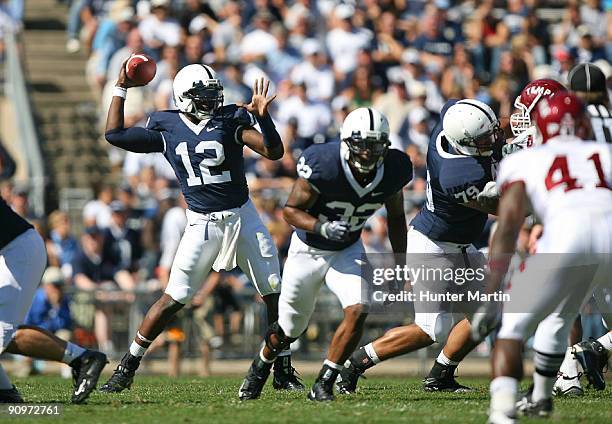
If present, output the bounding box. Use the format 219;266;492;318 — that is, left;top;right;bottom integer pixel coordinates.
0;197;32;250
147;105;256;213
411;101;497;244
295;142;412;251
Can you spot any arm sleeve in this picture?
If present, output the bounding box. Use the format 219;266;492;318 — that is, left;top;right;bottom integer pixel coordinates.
105;126;165;153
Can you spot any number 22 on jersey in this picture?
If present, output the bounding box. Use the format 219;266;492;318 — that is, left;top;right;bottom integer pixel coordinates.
175;141;231;186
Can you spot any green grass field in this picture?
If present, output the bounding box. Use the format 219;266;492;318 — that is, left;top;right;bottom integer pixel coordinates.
6;375;611;423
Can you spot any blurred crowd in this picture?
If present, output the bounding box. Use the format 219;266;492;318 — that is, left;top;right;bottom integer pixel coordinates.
1;0;612;368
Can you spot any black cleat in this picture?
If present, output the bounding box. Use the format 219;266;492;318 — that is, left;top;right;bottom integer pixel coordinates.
423;362;472;393
70;350;108;404
516;385;553;418
99;353;140;394
572;338;608;390
308;380;335;402
307;364;338;402
0;386;24;403
272;355;304;391
336;360;365;394
239;359;272;400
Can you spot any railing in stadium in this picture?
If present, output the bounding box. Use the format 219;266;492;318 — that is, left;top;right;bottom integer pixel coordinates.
4;30;45;216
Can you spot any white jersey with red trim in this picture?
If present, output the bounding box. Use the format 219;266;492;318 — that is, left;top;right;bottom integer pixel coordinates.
496;135;612;224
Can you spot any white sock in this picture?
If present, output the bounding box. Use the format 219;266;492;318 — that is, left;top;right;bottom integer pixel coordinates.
597;332;612;351
62;342;86;365
490;376;518;417
532;371;555;402
364;342;381;364
0;366;12;390
437;351;459;367
559;347;579;378
323;359;343;371
129;341;148;358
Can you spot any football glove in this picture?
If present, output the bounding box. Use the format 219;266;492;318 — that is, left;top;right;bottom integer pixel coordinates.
477;181;500;201
319;220;350;242
470;301;502;343
502;142;523;157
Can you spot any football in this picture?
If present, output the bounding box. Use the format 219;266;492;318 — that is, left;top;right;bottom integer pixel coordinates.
125;54;156;86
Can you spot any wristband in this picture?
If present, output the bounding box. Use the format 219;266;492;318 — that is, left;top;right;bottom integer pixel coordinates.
256;114;280;148
113;86;127;99
314;221;323;236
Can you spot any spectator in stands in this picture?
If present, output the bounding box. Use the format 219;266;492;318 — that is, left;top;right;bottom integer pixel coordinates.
101;200;142;288
47;210;79;278
276;82;331;148
266;24;301;85
138;0;181;57
219;62;251;105
106;27;144;83
25;267;72;338
290;39;334;102
326;3;373;79
83;183;113;229
240;10;278;63
71;225;114;352
90;5;135;91
211;0;243;63
23;267;73;377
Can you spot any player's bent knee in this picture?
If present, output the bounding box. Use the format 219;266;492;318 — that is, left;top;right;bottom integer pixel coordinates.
164;281;193;305
343;303;369;322
265;322;298;355
415;313;453;344
156;294;185;318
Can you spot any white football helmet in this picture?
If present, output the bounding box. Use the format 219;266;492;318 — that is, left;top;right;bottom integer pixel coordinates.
173;64;223;120
340;108;390;173
442;99;503;157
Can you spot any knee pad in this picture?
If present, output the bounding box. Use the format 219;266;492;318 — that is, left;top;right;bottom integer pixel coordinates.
265;322;297;356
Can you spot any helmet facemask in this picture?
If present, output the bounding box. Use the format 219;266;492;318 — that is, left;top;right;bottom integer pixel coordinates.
179;80;224;120
510;103;531;136
450;124;504;157
344;131;390;174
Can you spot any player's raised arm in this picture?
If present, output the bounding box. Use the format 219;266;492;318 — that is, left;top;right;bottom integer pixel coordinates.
238;78;284;160
104;58;164;154
384;190;407;254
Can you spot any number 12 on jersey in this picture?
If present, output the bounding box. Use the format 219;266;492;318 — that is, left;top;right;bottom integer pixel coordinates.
175;141;231;186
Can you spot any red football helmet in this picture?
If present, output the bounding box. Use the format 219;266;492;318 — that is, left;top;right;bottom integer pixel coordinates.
534;91;586;144
510;79;566;136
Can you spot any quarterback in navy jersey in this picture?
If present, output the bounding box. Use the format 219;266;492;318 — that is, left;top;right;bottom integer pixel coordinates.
339;99;505;395
239;108;412;401
100;63;303;393
0;199;108;403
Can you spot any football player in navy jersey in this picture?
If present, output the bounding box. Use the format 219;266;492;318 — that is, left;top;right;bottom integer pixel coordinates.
0;198;107;403
100;62;303;392
338;99;505;394
239;108;413;401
